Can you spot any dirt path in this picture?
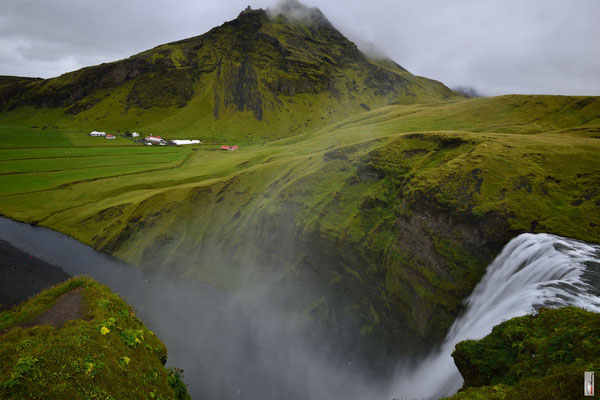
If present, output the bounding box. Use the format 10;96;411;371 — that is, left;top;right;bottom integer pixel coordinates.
22;287;85;328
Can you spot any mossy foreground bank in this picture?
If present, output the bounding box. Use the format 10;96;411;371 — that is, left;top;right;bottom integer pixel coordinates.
0;277;189;399
0;94;599;357
446;307;600;400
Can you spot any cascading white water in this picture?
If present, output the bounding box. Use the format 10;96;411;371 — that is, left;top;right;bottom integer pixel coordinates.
389;233;600;400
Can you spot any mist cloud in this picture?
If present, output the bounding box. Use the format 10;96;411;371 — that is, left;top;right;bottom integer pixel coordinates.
0;0;598;94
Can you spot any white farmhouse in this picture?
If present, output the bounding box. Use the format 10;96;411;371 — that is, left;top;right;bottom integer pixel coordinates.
172;140;201;146
90;131;106;137
131;132;140;138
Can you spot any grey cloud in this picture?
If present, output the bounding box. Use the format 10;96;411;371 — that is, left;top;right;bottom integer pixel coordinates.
1;0;599;95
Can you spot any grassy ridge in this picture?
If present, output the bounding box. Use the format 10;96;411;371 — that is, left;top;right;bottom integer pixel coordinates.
0;94;598;352
0;277;189;399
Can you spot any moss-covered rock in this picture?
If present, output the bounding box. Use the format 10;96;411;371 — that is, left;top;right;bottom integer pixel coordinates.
446;307;600;400
0;277;190;400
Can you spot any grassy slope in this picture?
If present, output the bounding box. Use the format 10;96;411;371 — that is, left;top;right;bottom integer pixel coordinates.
0;277;189;399
446;307;600;400
0;94;598;351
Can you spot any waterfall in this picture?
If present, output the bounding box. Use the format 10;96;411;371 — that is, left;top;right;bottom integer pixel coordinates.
389;233;600;399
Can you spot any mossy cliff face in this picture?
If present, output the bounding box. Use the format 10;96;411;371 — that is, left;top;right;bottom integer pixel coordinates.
447;307;600;400
0;277;189;399
0;5;459;141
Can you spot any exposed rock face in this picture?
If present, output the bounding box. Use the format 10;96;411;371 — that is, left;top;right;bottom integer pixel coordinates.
223;59;263;120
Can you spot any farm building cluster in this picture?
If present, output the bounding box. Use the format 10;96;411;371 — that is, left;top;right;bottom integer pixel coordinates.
89;131;138;140
88;131;203;147
89;131;118;139
137;136;202;146
88;130;238;150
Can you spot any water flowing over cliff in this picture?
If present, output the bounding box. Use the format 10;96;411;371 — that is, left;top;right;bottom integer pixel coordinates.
390;233;600;399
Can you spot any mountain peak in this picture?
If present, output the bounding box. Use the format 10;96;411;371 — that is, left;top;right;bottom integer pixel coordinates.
267;0;333;29
237;5;268;19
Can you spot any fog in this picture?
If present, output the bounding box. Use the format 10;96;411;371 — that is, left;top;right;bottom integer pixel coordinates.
1;0;599;96
142;278;390;399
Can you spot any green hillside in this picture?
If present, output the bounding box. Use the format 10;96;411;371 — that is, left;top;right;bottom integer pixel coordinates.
0;5;460;142
0;277;189;399
0;94;598;354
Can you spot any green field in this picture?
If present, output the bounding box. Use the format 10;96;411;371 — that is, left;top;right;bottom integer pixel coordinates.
0;127;191;196
0;125;73;148
0;94;599;350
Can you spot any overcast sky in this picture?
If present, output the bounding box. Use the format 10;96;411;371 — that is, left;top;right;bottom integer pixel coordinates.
1;0;599;96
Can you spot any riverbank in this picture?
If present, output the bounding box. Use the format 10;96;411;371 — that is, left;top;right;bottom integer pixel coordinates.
0;239;70;311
